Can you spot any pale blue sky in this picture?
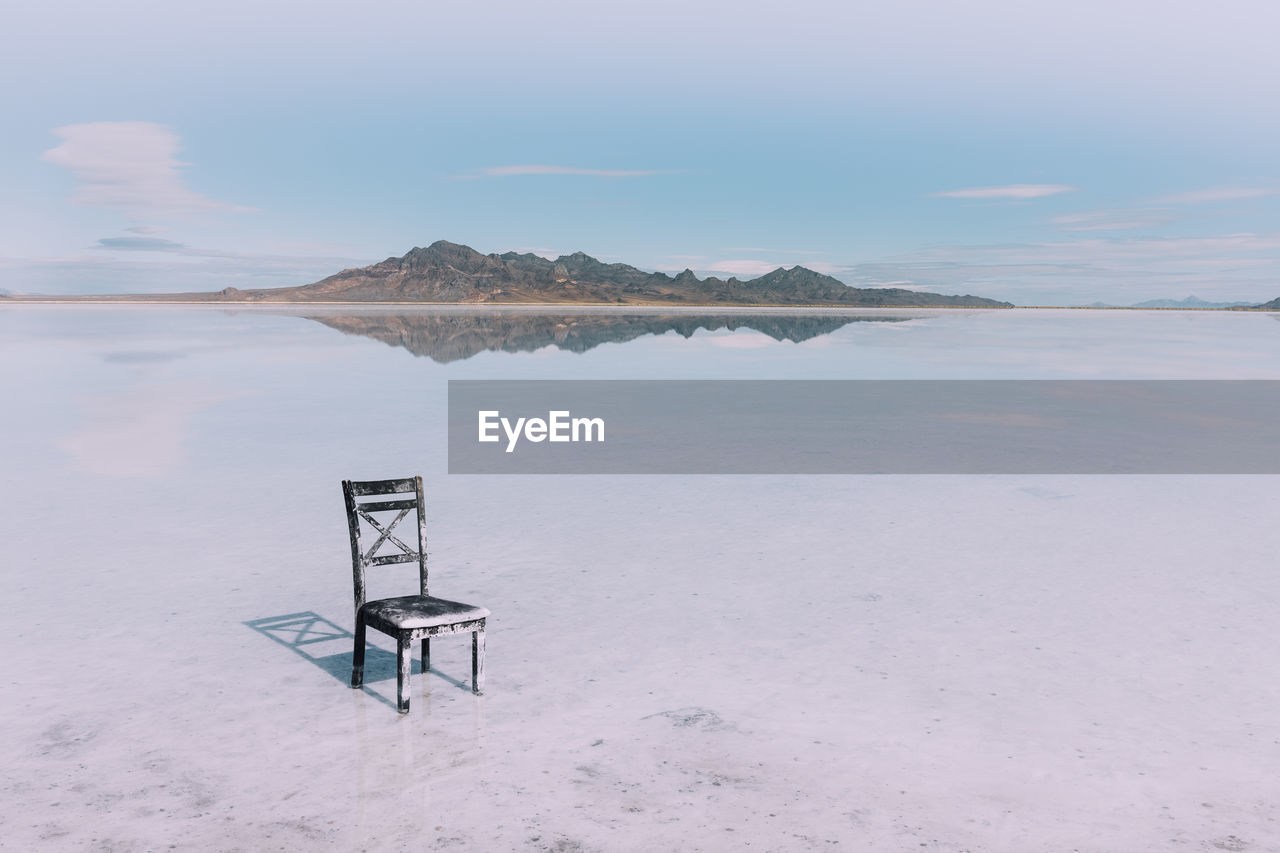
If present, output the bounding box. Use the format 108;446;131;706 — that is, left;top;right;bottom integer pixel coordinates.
3;0;1279;304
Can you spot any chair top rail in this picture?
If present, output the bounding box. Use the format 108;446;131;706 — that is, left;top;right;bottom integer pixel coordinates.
356;498;419;513
347;478;419;497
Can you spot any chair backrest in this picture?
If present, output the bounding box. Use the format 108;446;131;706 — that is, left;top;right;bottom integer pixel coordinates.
342;476;429;611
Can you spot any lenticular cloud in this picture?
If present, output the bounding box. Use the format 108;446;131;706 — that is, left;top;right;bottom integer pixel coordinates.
42;121;251;216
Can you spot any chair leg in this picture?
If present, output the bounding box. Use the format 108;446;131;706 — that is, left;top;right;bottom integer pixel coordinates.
397;634;412;714
421;637;430;672
351;610;366;688
472;629;485;695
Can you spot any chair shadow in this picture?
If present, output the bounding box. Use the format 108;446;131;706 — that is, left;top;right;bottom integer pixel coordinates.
244;612;470;708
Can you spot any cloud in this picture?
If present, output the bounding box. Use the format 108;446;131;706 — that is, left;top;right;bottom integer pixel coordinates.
42;122;253;216
1155;187;1277;204
125;225;168;235
460;164;677;178
90;236;365;264
932;184;1077;199
95;237;186;251
1051;208;1175;231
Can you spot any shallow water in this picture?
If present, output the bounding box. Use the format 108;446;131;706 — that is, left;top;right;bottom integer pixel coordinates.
2;306;1279;852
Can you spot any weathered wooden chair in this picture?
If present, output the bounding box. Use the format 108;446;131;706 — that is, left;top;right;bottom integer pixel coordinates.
342;476;488;713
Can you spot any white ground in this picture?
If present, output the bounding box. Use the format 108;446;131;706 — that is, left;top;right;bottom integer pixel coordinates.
2;307;1279;852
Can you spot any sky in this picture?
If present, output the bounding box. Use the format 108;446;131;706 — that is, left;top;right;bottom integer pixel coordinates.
3;0;1279;305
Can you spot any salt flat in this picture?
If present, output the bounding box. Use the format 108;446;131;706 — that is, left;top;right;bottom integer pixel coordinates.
2;307;1279;852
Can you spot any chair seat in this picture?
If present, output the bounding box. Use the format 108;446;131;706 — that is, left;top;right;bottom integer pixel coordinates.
362;595;490;629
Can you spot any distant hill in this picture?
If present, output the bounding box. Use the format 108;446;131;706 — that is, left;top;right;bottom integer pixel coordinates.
1081;296;1257;309
216;240;1011;307
1251;296;1280;310
1129;296;1254;309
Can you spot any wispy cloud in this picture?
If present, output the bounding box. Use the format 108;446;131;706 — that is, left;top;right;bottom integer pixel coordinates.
96;237;186;251
1155;187;1277;204
932;184;1077;199
459;164;678;179
42;122;253;216
1051;208;1175;232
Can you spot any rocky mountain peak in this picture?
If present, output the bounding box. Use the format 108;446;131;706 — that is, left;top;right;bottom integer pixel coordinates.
244;240;1012;307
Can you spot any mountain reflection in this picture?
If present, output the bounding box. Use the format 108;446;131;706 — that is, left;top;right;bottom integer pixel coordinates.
290;309;927;363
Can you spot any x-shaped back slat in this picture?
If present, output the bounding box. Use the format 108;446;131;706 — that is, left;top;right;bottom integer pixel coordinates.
357;504;417;561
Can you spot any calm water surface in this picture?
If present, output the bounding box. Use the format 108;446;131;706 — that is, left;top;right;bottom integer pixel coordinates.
4;305;1280;481
4;305;1280;850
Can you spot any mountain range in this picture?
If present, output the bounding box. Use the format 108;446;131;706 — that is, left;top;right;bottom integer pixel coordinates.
213;240;1011;307
4;242;1280;308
